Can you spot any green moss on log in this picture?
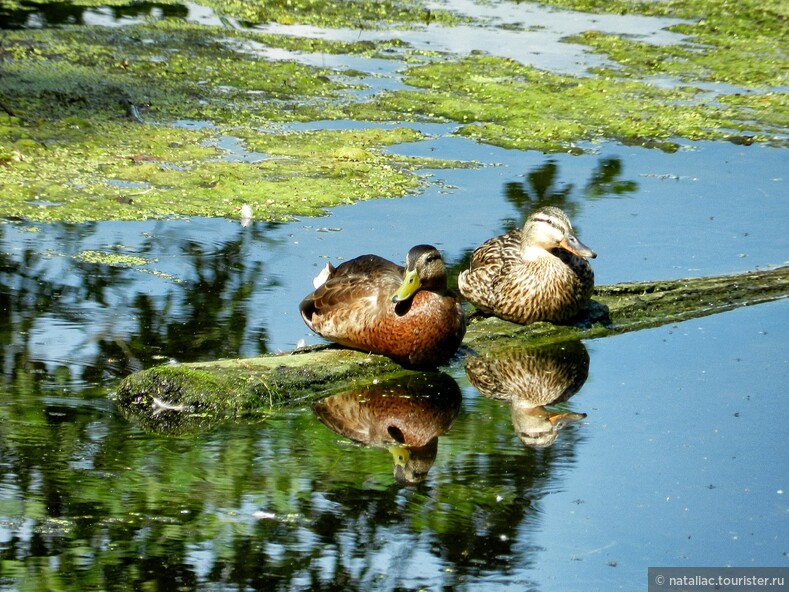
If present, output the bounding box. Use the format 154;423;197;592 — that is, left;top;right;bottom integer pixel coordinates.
463;266;789;354
114;347;419;432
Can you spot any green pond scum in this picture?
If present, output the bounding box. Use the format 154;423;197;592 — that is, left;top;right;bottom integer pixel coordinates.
74;249;150;267
0;0;786;222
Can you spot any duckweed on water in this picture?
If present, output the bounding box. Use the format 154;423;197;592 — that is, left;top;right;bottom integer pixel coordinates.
2;111;460;222
348;0;787;150
350;55;777;152
0;20;467;222
201;0;463;28
75;250;150;267
538;0;787;89
0;0;786;222
0;22;364;124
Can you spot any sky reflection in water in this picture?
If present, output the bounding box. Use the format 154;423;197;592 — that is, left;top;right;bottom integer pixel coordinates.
1;139;786;591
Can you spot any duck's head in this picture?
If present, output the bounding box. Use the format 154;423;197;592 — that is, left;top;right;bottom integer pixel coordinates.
522;206;596;259
392;244;448;303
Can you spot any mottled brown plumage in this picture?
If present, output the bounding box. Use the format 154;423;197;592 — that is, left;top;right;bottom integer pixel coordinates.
458;206;596;324
465;342;589;448
299;245;466;368
312;373;461;483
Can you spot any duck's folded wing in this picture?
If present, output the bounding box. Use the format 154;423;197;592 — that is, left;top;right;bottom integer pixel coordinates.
299;257;403;325
470;229;522;269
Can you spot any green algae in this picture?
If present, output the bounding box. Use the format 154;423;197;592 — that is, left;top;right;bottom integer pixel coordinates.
0;22;358;125
339;0;787;152
1;114;459;222
200;0;464;28
0;0;786;223
535;0;787;88
335;0;786;151
0;20;466;223
567;28;786;90
349;55;776;152
75;250;150;267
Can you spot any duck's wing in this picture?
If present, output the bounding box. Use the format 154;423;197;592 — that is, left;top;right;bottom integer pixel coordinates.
332;254;403;279
299;255;403;326
460;229;523;310
469;228;522;270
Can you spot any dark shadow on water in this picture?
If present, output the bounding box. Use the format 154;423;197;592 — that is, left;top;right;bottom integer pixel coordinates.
0;1;188;30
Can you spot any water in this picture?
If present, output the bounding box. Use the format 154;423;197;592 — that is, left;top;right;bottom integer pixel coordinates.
1;1;788;590
1;301;786;590
2;134;786;592
2;139;785;381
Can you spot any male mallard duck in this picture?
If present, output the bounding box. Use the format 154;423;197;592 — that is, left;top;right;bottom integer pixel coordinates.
299;244;466;368
312;373;461;483
458;206;596;324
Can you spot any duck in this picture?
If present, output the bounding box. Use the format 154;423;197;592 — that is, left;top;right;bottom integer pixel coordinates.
299;244;466;368
458;206;596;324
312;372;461;483
465;341;589;448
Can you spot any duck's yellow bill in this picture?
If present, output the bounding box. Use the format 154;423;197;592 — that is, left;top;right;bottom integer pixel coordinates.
392;269;421;303
389;445;411;467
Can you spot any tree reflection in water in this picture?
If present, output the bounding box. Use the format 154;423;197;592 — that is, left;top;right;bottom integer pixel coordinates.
503;157;637;228
0;221;273;390
0;157;602;590
0;371;586;591
0;1;188;30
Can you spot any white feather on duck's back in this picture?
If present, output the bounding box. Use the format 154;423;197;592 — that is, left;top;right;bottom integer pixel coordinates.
312;263;335;289
521;245;546;263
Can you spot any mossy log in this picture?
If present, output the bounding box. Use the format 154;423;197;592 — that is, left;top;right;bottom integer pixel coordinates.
115;266;788;430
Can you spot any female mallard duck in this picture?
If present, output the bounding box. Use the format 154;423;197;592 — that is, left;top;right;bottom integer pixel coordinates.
458;206;596;324
299;244;466;368
465;342;589;448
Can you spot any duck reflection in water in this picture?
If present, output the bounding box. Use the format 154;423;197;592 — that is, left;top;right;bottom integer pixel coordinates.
312;372;461;484
465;341;589;448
